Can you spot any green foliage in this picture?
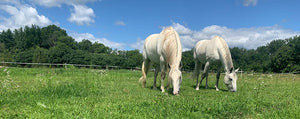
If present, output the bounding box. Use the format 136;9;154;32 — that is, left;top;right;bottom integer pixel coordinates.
78;39;93;52
14;49;34;63
32;47;49;63
271;45;293;72
92;42;111;54
182;50;194;71
0;25;143;68
49;42;73;63
123;49;143;68
0;68;299;118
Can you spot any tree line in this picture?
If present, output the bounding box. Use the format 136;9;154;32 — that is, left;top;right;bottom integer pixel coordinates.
0;25;142;69
0;25;299;73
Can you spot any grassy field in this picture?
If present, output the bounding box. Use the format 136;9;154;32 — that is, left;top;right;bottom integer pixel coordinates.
0;67;299;118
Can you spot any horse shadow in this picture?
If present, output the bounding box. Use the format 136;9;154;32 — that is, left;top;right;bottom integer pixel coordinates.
149;85;228;95
149;86;176;95
190;85;228;92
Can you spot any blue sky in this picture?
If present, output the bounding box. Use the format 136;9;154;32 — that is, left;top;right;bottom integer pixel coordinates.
1;0;300;51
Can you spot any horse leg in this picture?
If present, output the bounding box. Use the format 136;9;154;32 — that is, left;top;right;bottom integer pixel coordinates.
215;68;221;91
166;66;171;90
205;69;209;89
139;60;150;88
195;61;202;90
215;65;222;91
160;64;167;93
153;66;159;89
200;62;210;89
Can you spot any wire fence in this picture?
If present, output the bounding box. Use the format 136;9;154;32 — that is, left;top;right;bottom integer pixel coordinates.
1;61;298;74
0;62;141;70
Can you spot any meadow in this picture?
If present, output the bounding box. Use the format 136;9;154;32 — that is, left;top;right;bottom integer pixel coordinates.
0;67;299;118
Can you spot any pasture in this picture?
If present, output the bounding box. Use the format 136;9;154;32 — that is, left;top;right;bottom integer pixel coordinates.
0;67;299;118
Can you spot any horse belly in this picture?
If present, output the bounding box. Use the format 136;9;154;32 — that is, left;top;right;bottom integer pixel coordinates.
205;42;220;61
144;34;161;63
206;51;220;61
195;52;205;62
145;44;161;63
146;51;160;63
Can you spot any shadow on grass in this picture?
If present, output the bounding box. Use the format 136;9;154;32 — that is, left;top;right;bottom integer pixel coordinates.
147;85;176;95
190;85;228;92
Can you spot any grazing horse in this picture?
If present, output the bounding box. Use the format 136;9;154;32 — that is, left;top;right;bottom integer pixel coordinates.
139;27;182;95
193;36;238;92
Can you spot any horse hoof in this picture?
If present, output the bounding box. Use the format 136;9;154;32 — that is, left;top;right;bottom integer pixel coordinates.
196;87;199;90
216;89;219;91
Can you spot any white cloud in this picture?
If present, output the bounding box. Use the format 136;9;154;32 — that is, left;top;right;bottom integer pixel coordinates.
68;4;95;26
29;0;99;7
243;0;257;6
0;0;20;5
114;20;126;26
30;0;99;26
0;3;52;31
70;32;126;49
172;23;300;51
130;23;300;51
130;38;144;52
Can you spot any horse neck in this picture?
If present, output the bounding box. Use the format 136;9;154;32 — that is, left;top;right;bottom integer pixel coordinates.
162;28;182;67
217;42;233;73
170;63;180;70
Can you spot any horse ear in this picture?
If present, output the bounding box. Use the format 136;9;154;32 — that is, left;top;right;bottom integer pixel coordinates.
230;67;234;73
235;68;239;73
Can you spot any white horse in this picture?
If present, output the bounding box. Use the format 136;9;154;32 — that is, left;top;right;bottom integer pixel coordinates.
193;36;238;92
139;27;182;95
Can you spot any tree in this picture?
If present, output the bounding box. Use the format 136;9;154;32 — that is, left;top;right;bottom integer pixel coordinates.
230;47;247;70
92;42;111;54
255;46;271;72
70;50;91;65
14;49;35;63
123;50;143;68
14;27;25;52
41;25;68;49
57;36;77;49
182;50;194;71
32;47;49;63
0;29;15;51
78;39;93;52
284;36;300;72
48;42;73;63
267;39;286;55
0;43;12;62
271;45;293;73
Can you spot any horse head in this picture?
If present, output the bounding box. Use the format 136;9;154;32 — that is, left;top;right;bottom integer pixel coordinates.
169;68;182;95
224;67;239;92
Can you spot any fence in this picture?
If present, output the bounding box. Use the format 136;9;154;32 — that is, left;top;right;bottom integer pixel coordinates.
3;61;296;74
0;62;142;70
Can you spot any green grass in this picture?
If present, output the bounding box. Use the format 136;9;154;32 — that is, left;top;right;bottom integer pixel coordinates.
0;67;300;118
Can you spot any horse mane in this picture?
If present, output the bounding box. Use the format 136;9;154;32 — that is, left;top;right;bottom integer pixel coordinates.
215;36;234;71
160;27;182;67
